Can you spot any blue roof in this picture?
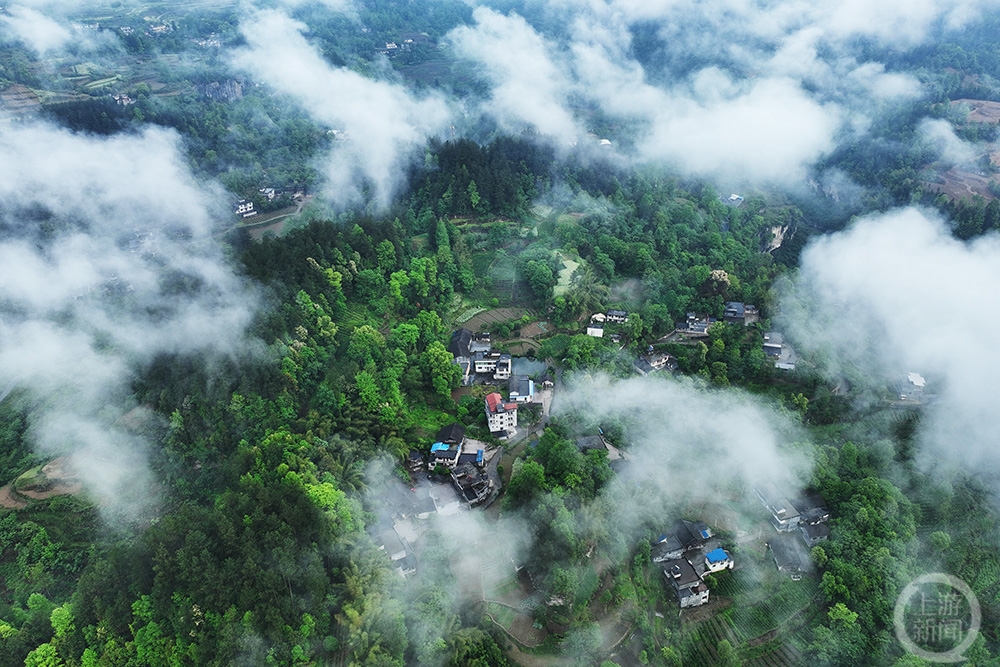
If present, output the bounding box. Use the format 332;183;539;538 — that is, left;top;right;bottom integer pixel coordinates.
430;442;448;453
476;450;483;463
706;548;729;563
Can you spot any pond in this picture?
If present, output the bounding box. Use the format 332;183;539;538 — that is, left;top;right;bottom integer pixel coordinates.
512;357;547;377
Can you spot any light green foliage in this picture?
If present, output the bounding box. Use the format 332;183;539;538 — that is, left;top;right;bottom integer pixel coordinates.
522;259;554;303
421;341;461;401
467;180;481;211
355;370;383;413
715;639;741;667
24;643;61;667
376;240;397;274
503;459;546;510
348;325;386;366
929;530;951;551
828;602;859;627
49;603;73;640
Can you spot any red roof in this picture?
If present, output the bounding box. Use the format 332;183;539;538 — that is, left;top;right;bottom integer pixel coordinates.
485;392;502;413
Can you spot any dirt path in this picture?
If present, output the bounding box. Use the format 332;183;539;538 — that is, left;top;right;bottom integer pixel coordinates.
462;308;534;331
0;484;26;509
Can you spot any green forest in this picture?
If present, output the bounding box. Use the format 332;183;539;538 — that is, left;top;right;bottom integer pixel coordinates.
3;1;1000;666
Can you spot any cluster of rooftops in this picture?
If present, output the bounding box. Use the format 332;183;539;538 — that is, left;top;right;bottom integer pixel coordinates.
406;422;493;506
652;519;733;609
654;486;832;609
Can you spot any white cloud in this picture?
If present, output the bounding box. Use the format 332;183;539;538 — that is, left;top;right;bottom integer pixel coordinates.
557;374;809;505
232;9;452;210
0;5;71;54
643;77;842;182
918;118;978;165
0;123;258;520
450;8;580;145
783;208;1000;470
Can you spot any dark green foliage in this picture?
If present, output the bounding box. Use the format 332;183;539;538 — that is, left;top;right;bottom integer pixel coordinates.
0;401;35;485
410;136;555;219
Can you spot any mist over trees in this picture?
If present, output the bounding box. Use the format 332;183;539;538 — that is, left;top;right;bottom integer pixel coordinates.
3;1;1000;666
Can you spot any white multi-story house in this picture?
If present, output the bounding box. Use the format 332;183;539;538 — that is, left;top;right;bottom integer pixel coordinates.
485;392;517;436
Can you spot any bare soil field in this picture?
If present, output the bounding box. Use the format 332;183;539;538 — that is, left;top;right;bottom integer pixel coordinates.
952;98;1000;123
922;167;997;201
462;307;534;331
506;613;547;647
0;457;83;508
518;321;553;339
1;84;41;112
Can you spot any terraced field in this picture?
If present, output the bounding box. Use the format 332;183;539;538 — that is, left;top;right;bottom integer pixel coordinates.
682;560;818;666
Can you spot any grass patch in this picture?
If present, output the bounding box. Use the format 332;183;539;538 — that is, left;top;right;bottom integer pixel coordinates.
576;565;600;607
404;402;454;439
341;303;373;330
13;465;45;491
471;252;495;277
488;602;517;629
537;333;573;360
553;252;580;297
489;577;521;597
456;306;487;324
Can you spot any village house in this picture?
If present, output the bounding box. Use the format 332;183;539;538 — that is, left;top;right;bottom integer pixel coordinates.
800;522;831;547
508;375;535;403
430;442;461;469
485;392;517;437
757;486;832;550
794;493;830;526
406;450;425;474
663;558;710;608
449;329;489;356
473;351;512;380
233;199;256;217
898;372;926;401
377;524;418;578
606;309;629;324
428;423;466;470
378;528;407;562
704;548;734;573
652;519;713;562
724;302;759;325
768;533;810;580
436;423;466;448
576;434;608;455
586;323;604;338
754;484;801;533
763;332;797;371
634;350;678;376
678;312;716;335
539;372;555;390
590;313;607;323
457;449;484;467
763;332;783;357
448;329;473;381
451;461;492;506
